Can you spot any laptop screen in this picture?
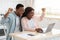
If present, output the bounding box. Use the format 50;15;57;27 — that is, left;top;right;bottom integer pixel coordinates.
0;29;5;36
46;23;55;33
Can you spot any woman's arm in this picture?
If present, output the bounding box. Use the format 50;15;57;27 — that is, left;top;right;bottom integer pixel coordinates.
40;8;46;21
40;12;45;21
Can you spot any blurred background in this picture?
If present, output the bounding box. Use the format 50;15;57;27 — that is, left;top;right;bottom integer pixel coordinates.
0;0;60;40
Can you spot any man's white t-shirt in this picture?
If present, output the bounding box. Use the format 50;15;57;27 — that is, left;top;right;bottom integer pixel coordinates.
14;16;20;32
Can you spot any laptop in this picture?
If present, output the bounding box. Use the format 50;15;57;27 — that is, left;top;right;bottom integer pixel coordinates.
0;29;6;40
0;29;5;36
42;23;55;33
27;23;55;36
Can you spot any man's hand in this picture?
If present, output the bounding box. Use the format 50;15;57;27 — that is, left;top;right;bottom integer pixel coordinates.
35;28;43;33
8;8;13;13
4;8;13;18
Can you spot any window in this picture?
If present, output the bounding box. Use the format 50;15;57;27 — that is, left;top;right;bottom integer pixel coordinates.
33;0;60;18
0;0;26;14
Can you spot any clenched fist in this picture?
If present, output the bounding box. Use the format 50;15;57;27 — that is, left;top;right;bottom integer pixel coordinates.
4;8;13;18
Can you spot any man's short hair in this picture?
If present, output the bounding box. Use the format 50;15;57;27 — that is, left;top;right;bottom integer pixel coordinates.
16;4;24;9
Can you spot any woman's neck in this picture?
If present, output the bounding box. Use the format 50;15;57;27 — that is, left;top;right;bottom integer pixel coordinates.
25;17;31;20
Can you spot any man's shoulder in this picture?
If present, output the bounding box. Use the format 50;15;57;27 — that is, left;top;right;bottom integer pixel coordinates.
6;12;16;20
8;12;16;17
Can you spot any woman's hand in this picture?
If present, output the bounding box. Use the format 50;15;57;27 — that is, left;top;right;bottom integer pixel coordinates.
40;8;46;21
35;28;43;33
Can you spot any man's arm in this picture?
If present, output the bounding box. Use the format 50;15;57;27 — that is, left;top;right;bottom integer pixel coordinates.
0;8;13;25
4;8;13;18
0;14;11;25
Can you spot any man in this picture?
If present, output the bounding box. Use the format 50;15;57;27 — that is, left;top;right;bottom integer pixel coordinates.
1;4;24;40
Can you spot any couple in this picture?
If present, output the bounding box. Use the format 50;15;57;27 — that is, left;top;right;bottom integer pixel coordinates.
1;4;45;40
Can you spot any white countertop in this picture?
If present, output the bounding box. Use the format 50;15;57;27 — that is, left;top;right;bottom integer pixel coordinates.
10;28;60;40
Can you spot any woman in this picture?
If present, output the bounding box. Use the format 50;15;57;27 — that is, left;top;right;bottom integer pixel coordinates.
21;7;45;32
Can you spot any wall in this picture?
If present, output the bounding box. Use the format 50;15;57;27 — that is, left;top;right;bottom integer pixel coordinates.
0;0;32;14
